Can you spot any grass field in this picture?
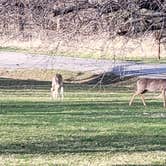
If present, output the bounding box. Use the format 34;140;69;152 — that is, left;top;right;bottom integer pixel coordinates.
0;77;166;165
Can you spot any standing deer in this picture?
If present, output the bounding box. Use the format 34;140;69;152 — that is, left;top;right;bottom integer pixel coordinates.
51;74;64;100
129;78;166;107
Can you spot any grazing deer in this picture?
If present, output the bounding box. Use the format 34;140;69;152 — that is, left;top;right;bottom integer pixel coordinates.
129;78;166;107
51;74;64;100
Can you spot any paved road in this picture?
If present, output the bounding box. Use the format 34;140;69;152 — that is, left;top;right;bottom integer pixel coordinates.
0;51;166;78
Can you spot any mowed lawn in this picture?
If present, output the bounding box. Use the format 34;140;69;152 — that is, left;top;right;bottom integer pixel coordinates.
0;78;166;165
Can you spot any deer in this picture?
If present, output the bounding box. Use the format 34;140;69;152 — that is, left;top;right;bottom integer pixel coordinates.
129;78;166;107
51;74;64;100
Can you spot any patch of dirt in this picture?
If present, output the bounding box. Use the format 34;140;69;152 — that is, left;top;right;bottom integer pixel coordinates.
66;72;125;85
0;68;124;85
0;68;137;87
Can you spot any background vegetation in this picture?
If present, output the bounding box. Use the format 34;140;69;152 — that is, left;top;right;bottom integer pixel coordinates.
1;0;166;59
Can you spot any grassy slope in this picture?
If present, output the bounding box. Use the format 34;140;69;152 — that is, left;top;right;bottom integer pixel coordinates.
0;78;166;165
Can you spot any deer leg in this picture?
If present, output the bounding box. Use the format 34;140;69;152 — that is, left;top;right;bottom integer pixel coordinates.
52;90;56;99
129;93;138;106
51;88;54;100
140;94;146;106
162;90;166;107
55;90;58;99
60;86;64;100
52;88;58;100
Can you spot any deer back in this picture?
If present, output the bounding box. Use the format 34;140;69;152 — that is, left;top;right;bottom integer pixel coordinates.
137;78;166;92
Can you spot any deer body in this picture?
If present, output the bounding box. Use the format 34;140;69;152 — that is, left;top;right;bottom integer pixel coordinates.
129;78;166;107
51;74;64;100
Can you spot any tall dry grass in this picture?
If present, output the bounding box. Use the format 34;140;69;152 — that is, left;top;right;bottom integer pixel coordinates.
0;30;164;59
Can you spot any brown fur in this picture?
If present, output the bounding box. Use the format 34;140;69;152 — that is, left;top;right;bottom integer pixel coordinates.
129;78;166;107
51;74;64;100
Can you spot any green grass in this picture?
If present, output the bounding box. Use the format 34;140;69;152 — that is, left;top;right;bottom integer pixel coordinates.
1;46;166;64
124;57;166;64
0;78;166;165
0;46;101;59
0;46;26;52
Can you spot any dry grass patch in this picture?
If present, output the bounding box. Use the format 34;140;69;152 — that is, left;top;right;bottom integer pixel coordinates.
1;33;166;61
0;152;166;165
0;68;93;83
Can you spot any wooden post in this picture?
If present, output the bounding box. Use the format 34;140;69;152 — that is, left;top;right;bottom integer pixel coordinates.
155;31;161;60
158;38;161;60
